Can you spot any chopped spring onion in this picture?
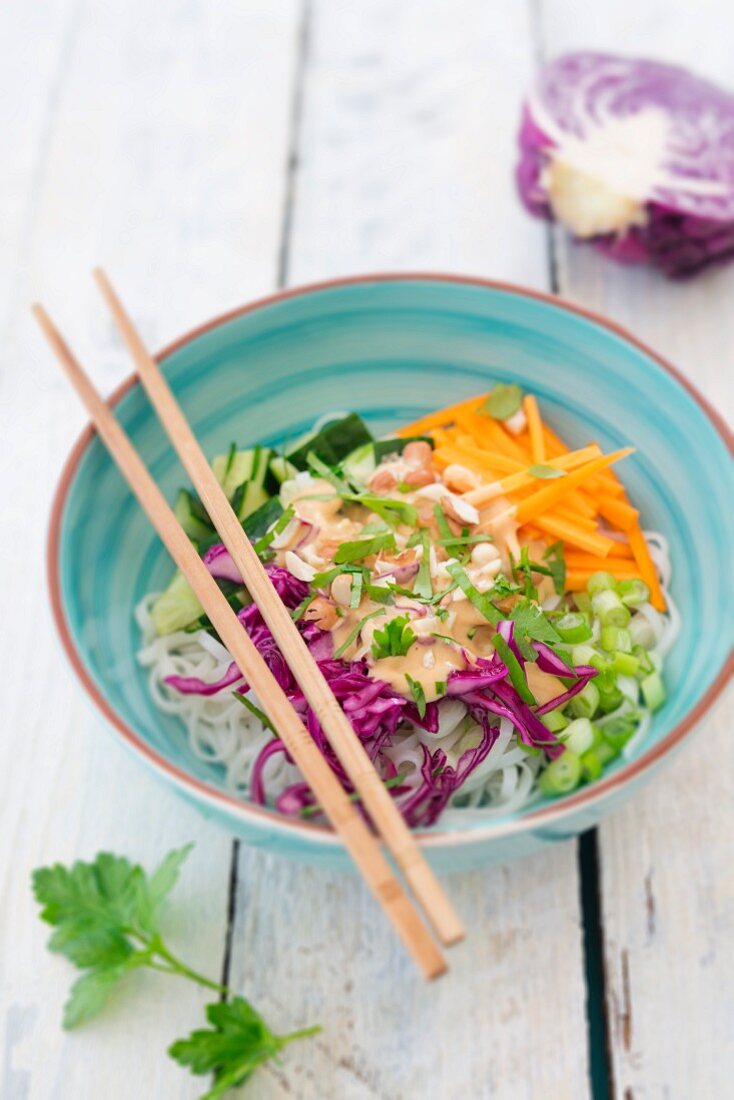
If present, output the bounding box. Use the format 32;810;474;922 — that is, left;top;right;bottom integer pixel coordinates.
555;611;592;644
628;614;656;650
540;707;569;733
568;681;600;721
633;644;656;678
562;717;596;755
538;750;582;795
613;651;640;677
587;570;617;595
600;625;632;653
601;716;638;750
592;589;631;628
616;578;650;607
641;670;666;711
580;749;603;781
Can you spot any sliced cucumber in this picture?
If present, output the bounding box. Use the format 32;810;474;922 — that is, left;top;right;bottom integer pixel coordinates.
212;448;257;498
174;489;213;541
265;455;298;494
151;571;203;635
285;413;373;471
231;480;269;522
243;496;284;540
341;442;376;488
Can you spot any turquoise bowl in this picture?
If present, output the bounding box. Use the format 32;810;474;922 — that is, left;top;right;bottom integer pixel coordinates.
49;275;733;872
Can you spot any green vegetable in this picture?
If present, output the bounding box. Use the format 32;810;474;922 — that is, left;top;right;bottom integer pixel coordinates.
243;497;285;542
334;532;397;564
612;651;640;677
231;480;269;523
628;614;656;650
251;504;294;556
633;644;656;679
540;707;569;733
444;561;502;625
492;633;537;705
562;717;596;754
600;625;632;653
641;670;666;711
601;716;638;750
413;531;433;600
334;608;386;659
538;750;582;795
234;691;275;735
580;749;603;782
344;492;419;529
169;999;319;1099
151;571;204;635
528;464;566;479
32;847;318;1095
616;578;650;607
286;413;373;471
306;451;349;492
481;383;523;421
174;490;213;541
555;611;592;644
587;570;617;595
543;542;567;595
405;674;427;718
372;435;433;462
509;598;562;660
568;681;600;721
371;615;416;660
592;588;631;628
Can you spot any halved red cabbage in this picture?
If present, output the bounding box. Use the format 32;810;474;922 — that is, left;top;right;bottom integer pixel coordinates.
517;52;734;276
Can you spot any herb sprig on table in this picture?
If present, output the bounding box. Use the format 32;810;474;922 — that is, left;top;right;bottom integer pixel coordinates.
32;845;319;1098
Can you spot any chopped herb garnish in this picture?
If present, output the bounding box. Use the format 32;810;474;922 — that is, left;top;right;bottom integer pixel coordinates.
529;464;566;480
334;532;397;564
223;442;237;479
438;534;492;550
492;633;537;705
309;563;362;590
434;680;447;695
509;598;562;660
234;691;276;735
445;561;502;625
349;571;364;609
432;503;454;542
306;451;348;491
371;614;416;660
343;492;418;528
488;573;522;601
430;631;457;645
405;674;427;718
413;531;433;599
300;772;406;818
543;541;567;595
481;383;523;421
252;505;295;556
334;608;386;659
291;592;317;622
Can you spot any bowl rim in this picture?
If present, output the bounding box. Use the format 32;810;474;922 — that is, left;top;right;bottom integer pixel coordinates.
47;271;734;850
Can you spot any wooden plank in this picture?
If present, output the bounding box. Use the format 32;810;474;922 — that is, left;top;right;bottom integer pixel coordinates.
0;2;300;1097
540;3;734;1095
227;3;591;1097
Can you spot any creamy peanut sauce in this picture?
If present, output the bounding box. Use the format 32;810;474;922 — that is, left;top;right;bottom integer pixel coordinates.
274;449;558;701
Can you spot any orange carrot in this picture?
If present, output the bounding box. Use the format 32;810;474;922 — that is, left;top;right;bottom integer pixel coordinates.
465;445;602;506
398;394;486;436
534;515;615;557
523;395;545;464
515;449;634;525
566;568;641;590
596;492;639;531
628;521;666;611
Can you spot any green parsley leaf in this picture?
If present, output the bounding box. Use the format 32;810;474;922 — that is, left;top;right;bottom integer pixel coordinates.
413;531;433;600
481;383;523;421
405;674;427;718
371;615;416;660
63;965;136;1029
528;464;567;479
510;598;562;661
169;996;319;1099
543;541;567;595
334;608;386;658
445;562;502;625
334;532;396;564
492;633;537;705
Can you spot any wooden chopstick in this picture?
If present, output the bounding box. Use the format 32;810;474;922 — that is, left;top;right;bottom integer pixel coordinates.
33;302;447;981
94;268;465;949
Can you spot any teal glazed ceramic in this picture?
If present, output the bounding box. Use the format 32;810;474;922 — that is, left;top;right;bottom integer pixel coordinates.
49;275;733;872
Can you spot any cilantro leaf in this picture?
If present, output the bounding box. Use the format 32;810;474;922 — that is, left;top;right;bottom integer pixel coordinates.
371;615;416;659
528;464;566;479
543;541;567;595
445;562;502;625
169;997;319;1099
405;674;427;718
334;532;396;564
481;383;523;421
509;598;562;660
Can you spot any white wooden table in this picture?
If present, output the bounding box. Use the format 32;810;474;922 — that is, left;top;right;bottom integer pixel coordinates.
2;3;732;1097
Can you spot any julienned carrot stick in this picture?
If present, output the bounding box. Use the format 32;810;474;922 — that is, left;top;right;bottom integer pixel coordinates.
515;449;634;524
399;393;486;436
523;395;545;464
565;550;636;571
547;504;599;533
533;515;615;557
596;493;639;531
628;521;667;612
464;445;602;505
